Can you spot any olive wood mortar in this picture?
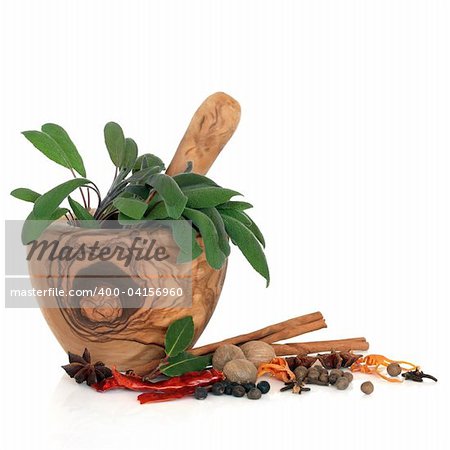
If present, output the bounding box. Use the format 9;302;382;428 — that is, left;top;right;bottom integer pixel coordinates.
29;92;240;373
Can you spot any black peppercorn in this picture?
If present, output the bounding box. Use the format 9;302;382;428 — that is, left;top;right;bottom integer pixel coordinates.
211;382;226;395
232;385;246;397
242;382;256;392
247;388;262;400
194;387;208;400
257;381;271;394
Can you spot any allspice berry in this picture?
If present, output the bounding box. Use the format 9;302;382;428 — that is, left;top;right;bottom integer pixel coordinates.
328;369;343;385
343;372;353;382
361;381;374;395
212;344;245;371
387;363;402;377
335;376;349;390
307;367;320;381
294;366;308;383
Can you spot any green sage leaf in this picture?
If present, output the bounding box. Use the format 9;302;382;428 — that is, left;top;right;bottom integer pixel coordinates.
185;187;240;209
127;166;165;184
21;208;69;244
104;122;125;167
124;184;150;200
145;202;169;220
218;201;253;211
22;130;72;170
182;208;226;269
218;208;252;226
120;137;138;171
113;197;148;220
10;188;40;203
33;178;90;219
133;153;165;173
241;212;266;247
222;214;270;286
41;123;86;177
201;207;230;257
146;173;187;219
160;352;211;377
164;316;194;357
68;196;97;227
171;219;203;263
173;173;218;189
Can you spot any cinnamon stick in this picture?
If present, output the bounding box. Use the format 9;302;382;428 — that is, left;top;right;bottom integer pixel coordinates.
190;311;325;356
272;337;369;356
259;319;327;344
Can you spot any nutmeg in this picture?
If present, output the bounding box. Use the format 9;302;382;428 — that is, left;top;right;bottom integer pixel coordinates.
212;344;245;371
240;341;276;368
223;359;258;383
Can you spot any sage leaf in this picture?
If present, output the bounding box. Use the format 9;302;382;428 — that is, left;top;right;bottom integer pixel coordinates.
68;196;97;227
242;212;266;248
165;316;194;357
185;187;240;209
133;153;165;173
160;352;211;377
113;197;148;220
22;130;72;170
120;137;138;170
171;219;203;263
173;173;218;189
124;184;150;200
41;123;86;177
218;208;252;226
145;202;169;219
146;173;187;219
104;122;125;167
183;208;226;269
218;201;253;211
127;166;164;184
10;188;40;203
33;178;90;219
220;209;265;247
21;208;69;244
201;207;230;257
118;211;135;225
222;214;270;286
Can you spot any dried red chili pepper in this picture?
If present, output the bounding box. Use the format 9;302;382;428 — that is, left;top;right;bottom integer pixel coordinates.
137;369;224;404
93;367;224;399
137;391;187;404
93;376;121;392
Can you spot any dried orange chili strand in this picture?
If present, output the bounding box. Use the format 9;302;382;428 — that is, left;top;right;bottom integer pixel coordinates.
258;357;296;382
350;354;418;383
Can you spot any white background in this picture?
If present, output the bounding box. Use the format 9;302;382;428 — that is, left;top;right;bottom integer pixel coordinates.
1;1;449;449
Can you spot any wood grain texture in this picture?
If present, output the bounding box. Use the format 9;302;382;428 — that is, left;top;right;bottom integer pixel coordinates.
29;223;227;372
166;92;241;176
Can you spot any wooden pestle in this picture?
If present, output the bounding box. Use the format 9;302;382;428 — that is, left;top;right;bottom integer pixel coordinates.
166;92;241;176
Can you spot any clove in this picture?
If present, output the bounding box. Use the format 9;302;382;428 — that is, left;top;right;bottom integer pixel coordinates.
402;370;438;383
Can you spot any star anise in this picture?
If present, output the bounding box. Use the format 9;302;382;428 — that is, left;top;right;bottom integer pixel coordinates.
62;348;113;386
339;351;362;368
317;351;362;369
294;355;318;368
318;351;343;369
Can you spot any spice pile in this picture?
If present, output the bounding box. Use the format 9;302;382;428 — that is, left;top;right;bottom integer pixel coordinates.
61;312;437;404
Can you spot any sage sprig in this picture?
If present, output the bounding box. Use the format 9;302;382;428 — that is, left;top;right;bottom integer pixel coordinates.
11;122;269;284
